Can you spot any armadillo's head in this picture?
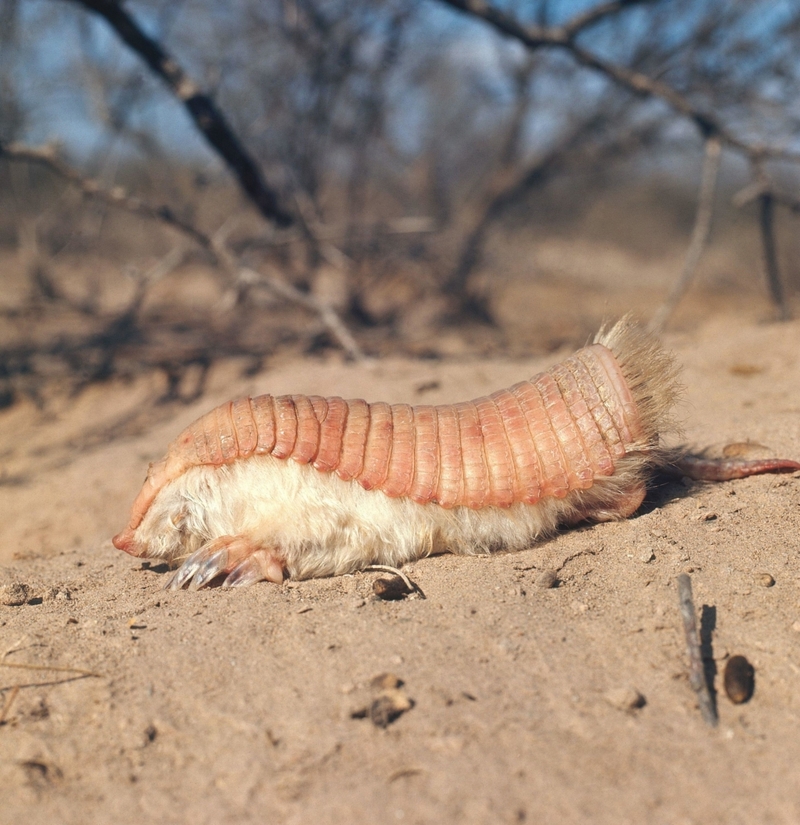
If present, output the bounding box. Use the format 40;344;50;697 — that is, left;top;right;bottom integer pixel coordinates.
113;453;212;566
113;456;175;558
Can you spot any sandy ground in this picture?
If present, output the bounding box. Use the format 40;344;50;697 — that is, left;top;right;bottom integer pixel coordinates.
2;314;800;824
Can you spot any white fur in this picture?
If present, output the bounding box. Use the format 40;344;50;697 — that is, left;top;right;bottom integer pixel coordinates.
134;452;650;580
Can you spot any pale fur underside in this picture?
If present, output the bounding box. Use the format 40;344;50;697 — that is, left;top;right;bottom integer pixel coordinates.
135;451;654;580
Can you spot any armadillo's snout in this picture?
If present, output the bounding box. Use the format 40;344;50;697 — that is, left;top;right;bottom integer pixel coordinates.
112;527;142;556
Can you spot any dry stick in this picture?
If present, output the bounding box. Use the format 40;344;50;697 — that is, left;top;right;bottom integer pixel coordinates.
239;266;366;362
2;142;364;361
64;0;292;228
676;573;718;727
757;193;791;321
563;0;657;39
649;137;721;333
0;142;213;252
734;180;800;215
436;0;800;164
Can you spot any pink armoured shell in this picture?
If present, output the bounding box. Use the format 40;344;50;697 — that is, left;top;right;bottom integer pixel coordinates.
113;334;659;554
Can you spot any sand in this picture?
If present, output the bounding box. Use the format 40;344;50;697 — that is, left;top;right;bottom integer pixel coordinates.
2;315;800;824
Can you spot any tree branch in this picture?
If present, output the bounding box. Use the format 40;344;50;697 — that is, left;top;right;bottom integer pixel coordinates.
758;193;790;321
563;0;657;40
649;137;721;332
0;141;214;252
62;0;294;227
2;140;365;360
435;0;800;163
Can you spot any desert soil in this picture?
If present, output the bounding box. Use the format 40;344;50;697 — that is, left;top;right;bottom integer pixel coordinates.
2;313;800;824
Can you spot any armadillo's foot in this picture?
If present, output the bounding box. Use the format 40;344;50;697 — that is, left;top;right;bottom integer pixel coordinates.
164;535;285;591
566;481;647;526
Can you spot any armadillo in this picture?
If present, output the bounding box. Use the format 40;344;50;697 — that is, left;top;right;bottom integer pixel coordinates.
112;318;800;590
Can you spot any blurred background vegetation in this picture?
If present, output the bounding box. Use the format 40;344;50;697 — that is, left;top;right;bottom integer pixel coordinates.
1;0;799;407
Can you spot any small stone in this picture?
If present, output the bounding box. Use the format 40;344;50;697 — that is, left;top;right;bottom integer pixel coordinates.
604;686;646;711
371;672;403;690
724;655;755;704
639;548;656;563
792;620;800;633
351;674;414;728
368;690;413;728
373;576;412;601
757;573;775;588
0;582;30;606
535;570;558;589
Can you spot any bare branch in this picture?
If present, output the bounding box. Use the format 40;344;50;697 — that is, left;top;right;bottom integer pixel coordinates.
734;181;800;214
61;0;294;228
209;223;366;362
650;137;721;332
564;0;656;40
0;141;214;252
758;193;791;321
435;0;800;163
2;141;365;361
239;266;366;362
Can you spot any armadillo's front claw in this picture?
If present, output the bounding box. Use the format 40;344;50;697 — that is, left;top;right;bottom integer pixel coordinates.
164;545;211;591
189;548;230;590
222;550;285;588
164;536;284;591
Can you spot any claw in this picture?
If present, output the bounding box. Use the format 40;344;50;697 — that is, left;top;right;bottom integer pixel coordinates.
188;548;230;590
163;537;284;591
223;557;267;588
164;546;210;591
222;550;285;589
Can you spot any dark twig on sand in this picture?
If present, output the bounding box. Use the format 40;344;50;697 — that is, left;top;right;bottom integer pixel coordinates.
676;573;718;727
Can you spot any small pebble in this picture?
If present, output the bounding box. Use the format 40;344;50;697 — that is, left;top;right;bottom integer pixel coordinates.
604;686;646;711
371;672;403;690
351;674;414;728
757;573;775;588
0;582;31;606
535;570;558;589
373;576;412;601
792;620;800;633
367;690;413;728
639;548;655;564
724;655;755;704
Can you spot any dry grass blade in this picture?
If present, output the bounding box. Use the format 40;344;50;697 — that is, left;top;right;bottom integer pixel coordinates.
365;565;425;598
0;661;102;678
0;685;20;724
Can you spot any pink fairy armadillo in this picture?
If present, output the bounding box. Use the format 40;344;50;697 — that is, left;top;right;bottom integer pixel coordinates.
113;318;800;590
